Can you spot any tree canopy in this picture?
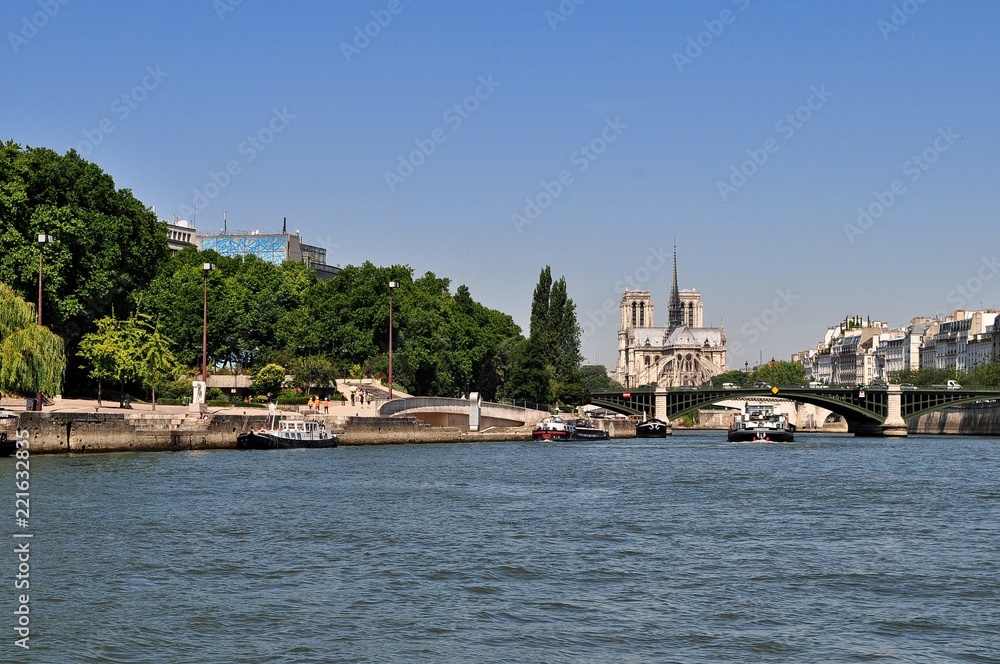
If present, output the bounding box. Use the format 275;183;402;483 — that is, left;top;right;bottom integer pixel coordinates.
503;266;586;406
1;140;603;403
0;142;170;358
134;256;523;400
78;311;182;407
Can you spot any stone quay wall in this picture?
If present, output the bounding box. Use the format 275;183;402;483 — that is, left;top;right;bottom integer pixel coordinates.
11;412;264;454
12;403;1000;454
910;403;1000;435
6;410;642;455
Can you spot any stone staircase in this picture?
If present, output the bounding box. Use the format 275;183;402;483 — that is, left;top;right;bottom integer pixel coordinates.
126;412;213;433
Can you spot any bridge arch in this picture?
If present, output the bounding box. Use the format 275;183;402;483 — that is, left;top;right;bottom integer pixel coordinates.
590;387;1000;431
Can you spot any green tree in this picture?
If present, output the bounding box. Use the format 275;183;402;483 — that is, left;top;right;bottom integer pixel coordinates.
0;283;66;399
580;364;621;391
78;316;127;407
503;338;551;406
0;142;170;360
514;267;583;404
252;363;286;397
139;251;313;373
281;263;522;399
78;310;180;407
0;282;35;338
555;379;591;408
136;323;181;410
752;361;805;387
969;362;1000;387
710;370;752;388
529;266;552;349
290;356;337;396
889;367;958;387
547;277;582;380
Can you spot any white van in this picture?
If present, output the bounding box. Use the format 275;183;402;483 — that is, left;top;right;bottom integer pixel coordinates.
722;383;739;390
808;381;827;389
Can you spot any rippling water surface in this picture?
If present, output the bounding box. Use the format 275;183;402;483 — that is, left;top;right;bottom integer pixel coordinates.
7;432;1000;662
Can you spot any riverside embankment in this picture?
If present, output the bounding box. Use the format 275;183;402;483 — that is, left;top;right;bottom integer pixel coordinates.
4;411;530;454
0;400;635;454
12;400;998;454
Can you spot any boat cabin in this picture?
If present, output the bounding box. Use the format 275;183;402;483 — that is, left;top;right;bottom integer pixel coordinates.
269;418;330;441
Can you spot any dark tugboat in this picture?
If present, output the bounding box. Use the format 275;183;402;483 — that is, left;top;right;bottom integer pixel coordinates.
0;413;18;457
0;433;15;457
569;418;610;440
635;418;670;438
237;416;338;450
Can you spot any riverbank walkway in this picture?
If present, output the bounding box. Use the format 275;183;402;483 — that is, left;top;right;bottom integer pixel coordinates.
0;395;391;419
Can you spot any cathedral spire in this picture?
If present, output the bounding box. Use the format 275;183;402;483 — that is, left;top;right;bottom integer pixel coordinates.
668;238;683;330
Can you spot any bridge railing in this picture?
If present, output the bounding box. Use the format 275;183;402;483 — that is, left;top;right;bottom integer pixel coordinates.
378;397;469;418
378;397;556;418
490;399;556;413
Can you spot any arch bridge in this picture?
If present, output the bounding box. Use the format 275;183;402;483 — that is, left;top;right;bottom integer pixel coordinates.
589;386;1000;436
378;397;548;430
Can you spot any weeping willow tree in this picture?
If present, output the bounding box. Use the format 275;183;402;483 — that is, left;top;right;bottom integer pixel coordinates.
0;284;66;397
0;283;35;339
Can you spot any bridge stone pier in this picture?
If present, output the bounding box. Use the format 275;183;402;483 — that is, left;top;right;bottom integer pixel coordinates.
879;386;908;437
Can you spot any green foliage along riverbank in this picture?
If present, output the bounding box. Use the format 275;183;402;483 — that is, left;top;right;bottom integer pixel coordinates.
1;142;601;406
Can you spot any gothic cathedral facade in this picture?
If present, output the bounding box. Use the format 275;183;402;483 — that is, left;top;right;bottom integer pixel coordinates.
616;247;727;388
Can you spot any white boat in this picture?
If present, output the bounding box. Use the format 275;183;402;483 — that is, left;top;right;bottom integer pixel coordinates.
727;403;795;443
237;416;338;449
532;417;574;441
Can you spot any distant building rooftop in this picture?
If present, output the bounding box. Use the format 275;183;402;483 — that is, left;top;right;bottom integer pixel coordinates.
161;217;340;280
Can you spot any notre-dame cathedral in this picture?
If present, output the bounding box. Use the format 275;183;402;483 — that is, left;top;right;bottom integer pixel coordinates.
616;247;727;388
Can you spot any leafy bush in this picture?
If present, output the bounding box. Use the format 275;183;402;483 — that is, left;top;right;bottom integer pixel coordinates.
252;363;286;396
159;378;192;399
276;394;311;405
674;414;695;428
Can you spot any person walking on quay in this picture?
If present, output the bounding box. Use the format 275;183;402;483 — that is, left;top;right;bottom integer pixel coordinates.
350;392;355;407
322;397;329;414
341;394;347;407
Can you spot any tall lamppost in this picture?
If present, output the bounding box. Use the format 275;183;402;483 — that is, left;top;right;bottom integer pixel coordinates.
388;280;399;399
35;234;52;411
202;263;215;384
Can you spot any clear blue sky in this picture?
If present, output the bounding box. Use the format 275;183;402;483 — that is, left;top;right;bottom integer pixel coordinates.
4;0;998;368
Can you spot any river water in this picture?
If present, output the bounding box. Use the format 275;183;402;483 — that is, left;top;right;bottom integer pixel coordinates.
5;432;999;662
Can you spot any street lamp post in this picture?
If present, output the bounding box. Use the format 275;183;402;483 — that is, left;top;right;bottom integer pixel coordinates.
35;234;52;411
202;263;215;384
388;280;399;399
